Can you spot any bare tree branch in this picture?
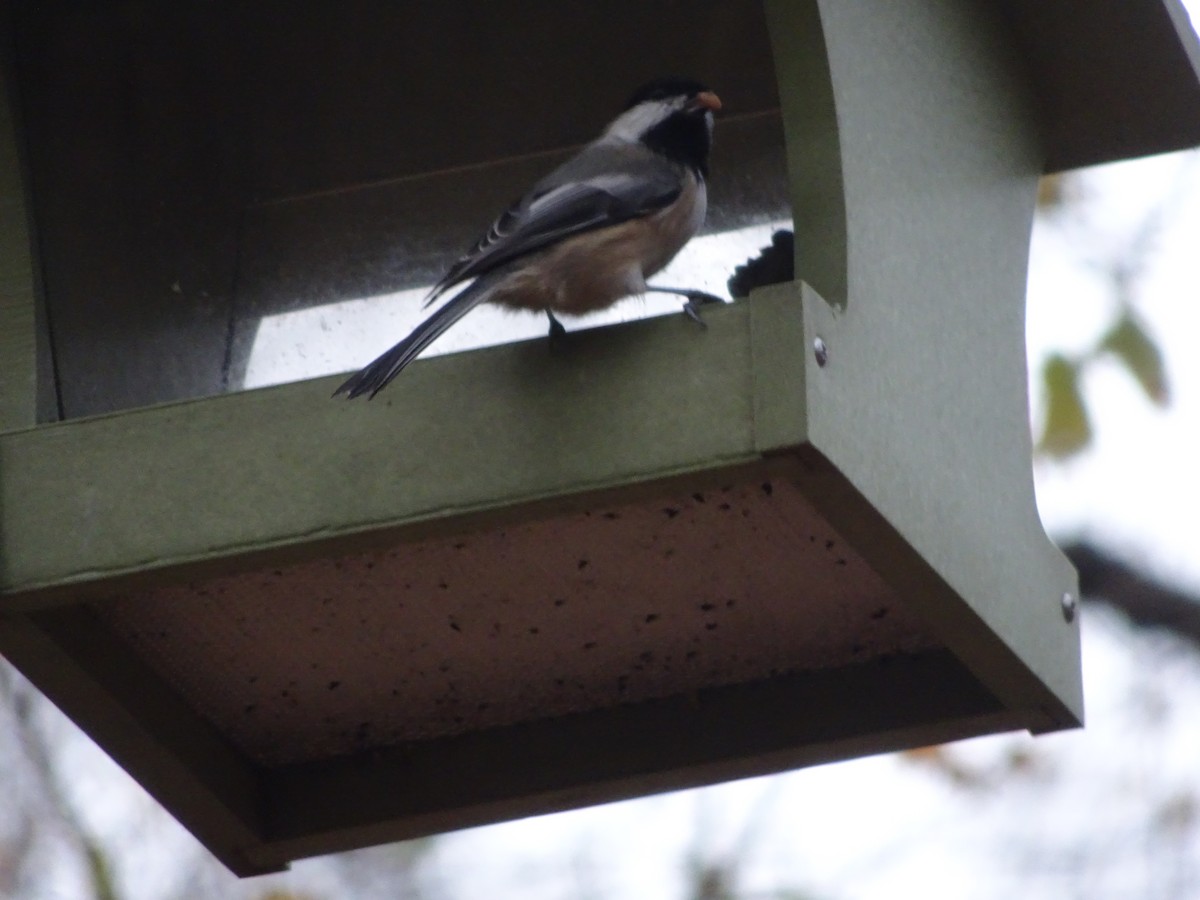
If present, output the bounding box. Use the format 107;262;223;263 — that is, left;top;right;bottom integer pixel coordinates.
1062;541;1200;646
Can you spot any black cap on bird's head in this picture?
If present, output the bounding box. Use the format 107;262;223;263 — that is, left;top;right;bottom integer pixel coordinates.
622;77;721;176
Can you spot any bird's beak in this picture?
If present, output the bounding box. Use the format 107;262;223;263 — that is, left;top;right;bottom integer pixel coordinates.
693;91;722;112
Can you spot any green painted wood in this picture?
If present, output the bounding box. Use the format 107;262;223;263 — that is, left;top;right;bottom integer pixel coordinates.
765;1;847;310
0;303;762;603
769;0;1082;725
0;62;36;432
749;282;810;451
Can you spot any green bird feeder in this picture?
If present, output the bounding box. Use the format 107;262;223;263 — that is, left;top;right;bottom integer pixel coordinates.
2;0;1199;876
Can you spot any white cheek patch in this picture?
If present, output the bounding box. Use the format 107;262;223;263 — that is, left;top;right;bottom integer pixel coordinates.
604;97;688;143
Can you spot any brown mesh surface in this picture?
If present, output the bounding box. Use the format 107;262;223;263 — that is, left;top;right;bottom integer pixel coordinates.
96;476;936;765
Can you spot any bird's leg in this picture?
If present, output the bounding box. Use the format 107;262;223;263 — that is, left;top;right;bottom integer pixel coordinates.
645;286;725;328
546;309;568;350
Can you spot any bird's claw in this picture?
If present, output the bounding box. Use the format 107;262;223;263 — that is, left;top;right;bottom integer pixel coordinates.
681;291;723;328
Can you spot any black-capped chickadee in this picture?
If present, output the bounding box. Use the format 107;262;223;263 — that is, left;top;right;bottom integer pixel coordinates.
334;77;722;399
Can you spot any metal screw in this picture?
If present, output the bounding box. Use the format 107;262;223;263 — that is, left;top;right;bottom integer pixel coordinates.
813;337;828;367
1061;591;1077;623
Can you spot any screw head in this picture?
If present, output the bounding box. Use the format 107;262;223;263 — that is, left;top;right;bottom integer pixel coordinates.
1061;592;1077;623
813;337;828;367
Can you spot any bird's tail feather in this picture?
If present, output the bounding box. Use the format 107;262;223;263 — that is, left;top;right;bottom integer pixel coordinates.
332;278;494;399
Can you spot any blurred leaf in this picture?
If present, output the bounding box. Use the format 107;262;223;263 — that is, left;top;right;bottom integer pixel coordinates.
901;746;987;789
1037;354;1092;459
84;842;118;900
1036;174;1068;211
1099;311;1170;405
1153;791;1197;834
1004;745;1037;776
689;862;736;900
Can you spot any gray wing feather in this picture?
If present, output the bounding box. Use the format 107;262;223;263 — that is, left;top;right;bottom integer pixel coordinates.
424;145;683;306
332;273;501;399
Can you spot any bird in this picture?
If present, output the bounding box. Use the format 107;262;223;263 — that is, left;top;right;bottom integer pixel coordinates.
333;77;722;399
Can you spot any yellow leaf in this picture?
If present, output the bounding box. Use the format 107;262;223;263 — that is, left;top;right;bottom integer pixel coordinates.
1036;174;1067;211
1037;355;1092;459
1099;311;1170;405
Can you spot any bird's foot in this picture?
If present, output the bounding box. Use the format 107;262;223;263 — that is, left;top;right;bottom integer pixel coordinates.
645;286;724;328
679;290;725;329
